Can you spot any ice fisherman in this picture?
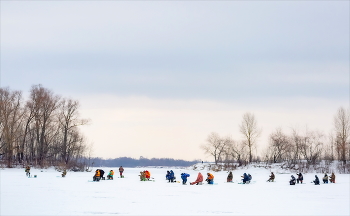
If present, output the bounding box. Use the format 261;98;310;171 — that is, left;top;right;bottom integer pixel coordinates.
181;173;190;185
313;175;320;185
297;173;303;184
93;169;101;181
227;171;233;182
166;171;170;180
168;170;175;183
322;173;328;184
62;169;67;177
25;166;30;177
290;175;296;185
206;173;214;184
190;172;204;185
267;172;275;182
241;173;250;184
119;166;124;178
330;173;336;183
107;170;114;180
144;170;151;180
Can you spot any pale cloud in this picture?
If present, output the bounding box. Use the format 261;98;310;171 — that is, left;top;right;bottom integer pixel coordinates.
79;95;344;160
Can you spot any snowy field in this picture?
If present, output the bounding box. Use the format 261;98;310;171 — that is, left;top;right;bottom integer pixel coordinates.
1;166;349;215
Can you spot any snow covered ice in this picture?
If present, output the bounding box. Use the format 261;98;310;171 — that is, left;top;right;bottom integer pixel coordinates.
1;166;349;215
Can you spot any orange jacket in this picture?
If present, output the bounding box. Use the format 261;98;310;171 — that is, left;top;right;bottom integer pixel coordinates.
207;173;214;180
145;170;151;178
95;170;100;177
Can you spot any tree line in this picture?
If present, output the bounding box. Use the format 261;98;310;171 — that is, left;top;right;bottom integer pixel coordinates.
0;85;89;169
89;156;199;168
201;109;350;173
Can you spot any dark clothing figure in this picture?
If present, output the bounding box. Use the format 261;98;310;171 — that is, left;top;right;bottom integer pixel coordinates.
181;173;190;185
297;173;303;184
227;172;233;182
267;172;275;182
290;175;296;185
119;166;124;177
330;173;336;183
313;175;320;185
322;174;328;184
62;170;67;177
166;171;170;180
241;173;250;184
168;170;175;183
25;166;31;177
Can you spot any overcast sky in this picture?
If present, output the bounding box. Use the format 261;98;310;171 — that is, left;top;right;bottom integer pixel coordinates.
1;1;349;161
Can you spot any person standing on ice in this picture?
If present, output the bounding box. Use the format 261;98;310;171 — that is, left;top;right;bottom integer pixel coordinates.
329;173;336;183
144;170;151;180
290;175;296;185
206;173;214;184
119;166;124;178
297;173;303;184
322;173;328;184
181;173;190;185
25;166;31;177
313;175;320;185
93;169;101;181
227;171;233;182
267;172;275;182
190;172;204;185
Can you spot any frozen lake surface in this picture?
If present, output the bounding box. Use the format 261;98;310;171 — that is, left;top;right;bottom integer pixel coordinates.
1;165;349;215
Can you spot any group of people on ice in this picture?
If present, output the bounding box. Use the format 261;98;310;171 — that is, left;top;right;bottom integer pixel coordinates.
165;170;215;185
92;166;124;181
139;170;151;181
289;172;335;185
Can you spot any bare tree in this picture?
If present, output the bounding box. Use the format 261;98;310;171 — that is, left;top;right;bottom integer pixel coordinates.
268;128;291;163
201;132;229;165
0;88;25;167
239;112;261;163
334;107;350;164
58;98;89;165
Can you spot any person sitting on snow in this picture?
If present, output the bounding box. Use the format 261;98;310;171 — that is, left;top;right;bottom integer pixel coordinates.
297;173;303;184
290;175;296;185
93;169;101;181
206;173;214;184
181;173;190;185
62;169;67;177
166;171;170;180
313;175;320;185
139;171;146;181
267;172;275;182
227;171;233;182
190;172;204;185
248;174;252;183
241;173;250;184
107;170;114;180
322;173;328;184
168;170;175;183
329;173;336;183
144;170;151;180
97;169;105;180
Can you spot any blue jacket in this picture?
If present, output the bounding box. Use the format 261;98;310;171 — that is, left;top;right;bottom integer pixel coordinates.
243;173;249;181
181;173;190;180
169;170;175;179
